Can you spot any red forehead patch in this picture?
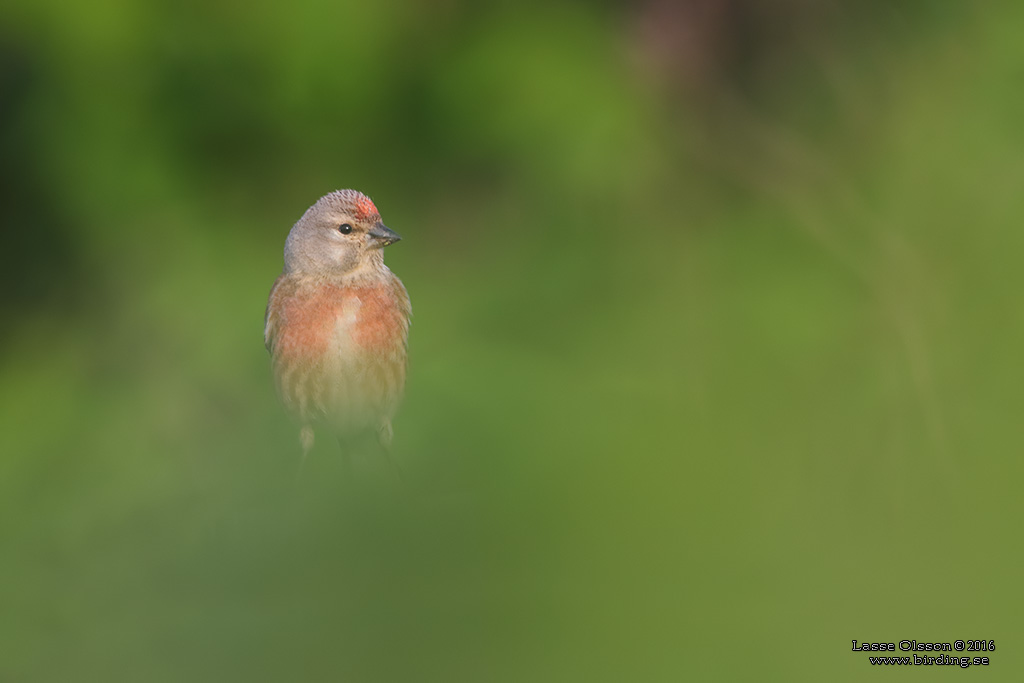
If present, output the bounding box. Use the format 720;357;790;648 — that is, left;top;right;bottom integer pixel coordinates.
355;195;378;220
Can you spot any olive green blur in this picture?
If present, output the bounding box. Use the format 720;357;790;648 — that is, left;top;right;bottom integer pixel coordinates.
1;2;1021;681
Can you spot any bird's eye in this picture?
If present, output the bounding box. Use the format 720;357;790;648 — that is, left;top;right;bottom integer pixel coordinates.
338;223;353;234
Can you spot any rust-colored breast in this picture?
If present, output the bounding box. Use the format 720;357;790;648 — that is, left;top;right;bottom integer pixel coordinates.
348;285;406;352
268;279;408;356
265;273;410;430
284;285;347;355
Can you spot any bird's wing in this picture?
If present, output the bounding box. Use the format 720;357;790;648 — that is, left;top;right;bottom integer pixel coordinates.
389;270;412;348
264;274;287;352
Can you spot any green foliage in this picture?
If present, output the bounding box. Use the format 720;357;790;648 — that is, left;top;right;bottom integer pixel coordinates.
1;1;1021;680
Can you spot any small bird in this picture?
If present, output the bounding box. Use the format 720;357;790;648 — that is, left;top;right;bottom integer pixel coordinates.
265;190;411;463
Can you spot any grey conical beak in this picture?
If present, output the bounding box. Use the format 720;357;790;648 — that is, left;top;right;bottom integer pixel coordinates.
368;222;401;248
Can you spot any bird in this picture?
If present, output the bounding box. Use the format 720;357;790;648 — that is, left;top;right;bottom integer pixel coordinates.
264;189;411;466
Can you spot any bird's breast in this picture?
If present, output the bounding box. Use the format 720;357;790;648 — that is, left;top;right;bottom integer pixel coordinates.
277;284;404;360
269;277;409;430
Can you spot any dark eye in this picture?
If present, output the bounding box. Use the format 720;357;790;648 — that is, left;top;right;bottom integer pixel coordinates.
338;223;353;234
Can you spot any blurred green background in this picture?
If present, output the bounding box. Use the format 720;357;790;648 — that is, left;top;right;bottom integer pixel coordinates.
1;1;1022;680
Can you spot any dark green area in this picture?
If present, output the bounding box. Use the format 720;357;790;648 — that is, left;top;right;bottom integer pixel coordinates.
1;2;1022;681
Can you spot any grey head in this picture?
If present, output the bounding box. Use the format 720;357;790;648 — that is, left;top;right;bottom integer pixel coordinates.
283;189;401;276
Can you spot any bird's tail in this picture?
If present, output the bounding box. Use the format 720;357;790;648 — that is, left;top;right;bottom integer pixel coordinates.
299;424;315;454
295;424;315;481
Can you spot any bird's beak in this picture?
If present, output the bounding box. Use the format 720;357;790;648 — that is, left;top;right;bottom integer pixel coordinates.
368;222;402;248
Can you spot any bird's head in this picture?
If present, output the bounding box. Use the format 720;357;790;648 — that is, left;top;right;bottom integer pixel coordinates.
283;189;401;276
